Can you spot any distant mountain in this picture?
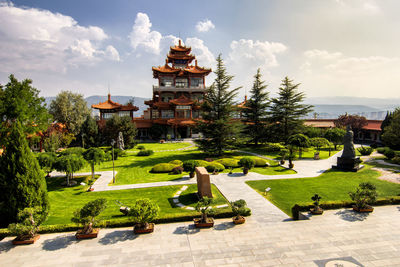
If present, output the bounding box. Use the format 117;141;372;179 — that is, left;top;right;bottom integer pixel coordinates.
306;104;386;120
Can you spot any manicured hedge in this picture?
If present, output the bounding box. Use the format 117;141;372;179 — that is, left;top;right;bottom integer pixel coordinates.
151;163;177;173
216;158;240;168
206;162;225;172
253;158;268;167
137;149;154;156
195;160;209;167
169;160;183;166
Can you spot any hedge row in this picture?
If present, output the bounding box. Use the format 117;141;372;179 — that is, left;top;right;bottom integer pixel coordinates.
291;196;400;220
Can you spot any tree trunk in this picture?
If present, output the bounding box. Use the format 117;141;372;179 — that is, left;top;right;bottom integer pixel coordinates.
83;222;93;234
91;165;95;180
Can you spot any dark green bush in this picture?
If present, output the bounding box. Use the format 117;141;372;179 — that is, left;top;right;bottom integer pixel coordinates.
384;149;396;159
137;150;154;156
206;162;225;173
357;146;374;156
195;160;209;167
392;157;400;165
183;160;199;172
137;145;145;150
253;157;268;167
216;158;240;168
264;143;285;152
377;147;390;154
169;160;183;166
239;157;255;169
171;166;184;174
151;163;176;173
60;147;85;156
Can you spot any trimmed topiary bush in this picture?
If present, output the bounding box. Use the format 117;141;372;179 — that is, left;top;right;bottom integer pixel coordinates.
151;163;176;173
384;148;396;160
183;160;199;172
71;198;107;235
357;146;374;156
195;160;209;167
377;147;390;154
206;162;225;173
137;145;145;151
216;158;240;168
239;157;255;174
137;150;154;156
169;160;183;166
392;156;400;165
253;157;268;167
171;166;184;174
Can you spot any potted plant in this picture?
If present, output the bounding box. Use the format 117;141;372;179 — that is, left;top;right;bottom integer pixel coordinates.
288;152;295;169
231;199;251;224
183;160;199;178
279;149;289;165
128;198;160;234
349;182;377;212
239;157;255;175
8;207;47;245
310;194;323;215
72;198;107;239
194;197;214;228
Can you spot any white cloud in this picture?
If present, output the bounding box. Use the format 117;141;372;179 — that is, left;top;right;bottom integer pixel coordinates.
196;19;215;32
104;45;121;61
334;0;381;14
129;12;162;54
0;2;118;74
185;38;215;68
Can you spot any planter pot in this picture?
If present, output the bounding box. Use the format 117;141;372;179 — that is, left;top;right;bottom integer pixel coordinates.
75;228;99;239
243;168;249;175
280;160;285;165
134;223;154;234
310;207;324;215
313;153;320;160
194;218;214;228
87;188;94;192
232;216;246;224
289;163;294;169
189;172;195;178
12;234;40;245
352;205;374;213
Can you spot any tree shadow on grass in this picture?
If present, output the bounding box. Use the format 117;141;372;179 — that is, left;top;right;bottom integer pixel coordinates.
99;230;138;245
335;209;370;222
42;235;76;251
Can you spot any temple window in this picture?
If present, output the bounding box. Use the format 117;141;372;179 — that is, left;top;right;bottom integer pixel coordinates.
118;111;131;117
161;110;174;118
192;110;200;118
175;78;188;88
161;93;174;102
102;113;114;119
160;77;173;87
191;78;203;88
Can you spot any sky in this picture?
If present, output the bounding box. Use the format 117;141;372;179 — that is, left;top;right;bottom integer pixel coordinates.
1;0;400;100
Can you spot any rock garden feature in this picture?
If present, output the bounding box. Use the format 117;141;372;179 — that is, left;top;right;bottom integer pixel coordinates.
195;167;213;198
349;182;377;212
194;197;214;228
230;199;251;224
128;199;159;234
8;207;46;245
310;194;323;215
72;198;107;239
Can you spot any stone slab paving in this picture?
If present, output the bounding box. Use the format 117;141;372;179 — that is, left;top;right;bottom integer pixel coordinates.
1;205;400;266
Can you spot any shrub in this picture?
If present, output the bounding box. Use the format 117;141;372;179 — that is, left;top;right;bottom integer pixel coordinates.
71;198;107;234
8;207;47;240
171;166;184;174
60;147;85;156
216;158;240;168
349;182;377;209
253;157;268;167
113;148;127;159
151;163;176;173
137;145;145;151
392;156;400;165
169;160;183;166
377;147;390;154
357;146;374;156
104;151;112;161
137;150;154;156
183;160;199;173
230;199;251;220
370;143;378;149
264;143;285;152
196;197;214;223
206;162;225;173
239;157;255;169
128;199;159;228
195;160;210;167
384;148;396;160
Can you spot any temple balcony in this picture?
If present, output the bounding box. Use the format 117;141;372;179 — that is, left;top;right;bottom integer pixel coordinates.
153;85;208;93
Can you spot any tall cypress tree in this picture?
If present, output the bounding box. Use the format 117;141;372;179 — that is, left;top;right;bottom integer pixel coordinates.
242;68;270;146
195;54;242;156
0;120;49;227
269;77;313;143
381;111;393;135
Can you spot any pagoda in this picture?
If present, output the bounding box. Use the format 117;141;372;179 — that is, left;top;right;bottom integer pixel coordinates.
92;94;139;125
137;40;211;139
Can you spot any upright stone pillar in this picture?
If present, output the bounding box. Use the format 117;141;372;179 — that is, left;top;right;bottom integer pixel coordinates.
195;167;213;198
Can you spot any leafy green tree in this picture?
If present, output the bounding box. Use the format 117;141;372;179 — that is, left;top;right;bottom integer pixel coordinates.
71;198;107;234
101;114;137;148
324;128;345;150
195;54;242;156
0;75;51;145
8;207;47;240
230;199;251;220
0;121;49;227
83;147;105;179
269;77;313;142
37;152;57;177
49;91;91;136
381;108;400;149
381;111;393;135
334;114;367;140
54;154;86;186
79;115;99;148
310;137;331;152
287;133;310;159
242;68;270;146
349;182;377;210
195;197;214;223
128;199;160;229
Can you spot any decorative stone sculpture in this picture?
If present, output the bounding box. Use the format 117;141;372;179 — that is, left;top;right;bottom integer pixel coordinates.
195;167;213;198
117;132;124;150
333;125;363;172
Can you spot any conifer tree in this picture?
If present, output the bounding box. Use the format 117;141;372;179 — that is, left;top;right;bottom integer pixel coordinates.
269;77;313;143
195;54;242;156
381;111;393;135
242;68;270;146
0;120;49;227
381;108;400;149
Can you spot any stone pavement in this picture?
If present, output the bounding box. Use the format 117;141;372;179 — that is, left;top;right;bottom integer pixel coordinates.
1;205;400;266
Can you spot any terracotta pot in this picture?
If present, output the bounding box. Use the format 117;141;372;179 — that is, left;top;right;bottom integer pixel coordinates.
243;168;249;175
12;234;40;245
289;163;294;169
189;172;195;178
134;223;154;234
75;228;99;239
310;207;324;215
352;205;374;213
280;160;285;165
194;218;214;228
232;216;245;224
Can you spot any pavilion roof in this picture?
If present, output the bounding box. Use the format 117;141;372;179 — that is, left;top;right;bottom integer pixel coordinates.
170;95;194;105
91;94;138;111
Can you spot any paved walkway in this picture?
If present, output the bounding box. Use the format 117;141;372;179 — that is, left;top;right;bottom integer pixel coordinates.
1;205;400;266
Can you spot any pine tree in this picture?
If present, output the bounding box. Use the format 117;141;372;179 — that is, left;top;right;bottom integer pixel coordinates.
381;111;393;135
269;77;313;143
195;54;242;156
381;108;400;149
0;120;49;227
242;68;270;146
80;115;99;148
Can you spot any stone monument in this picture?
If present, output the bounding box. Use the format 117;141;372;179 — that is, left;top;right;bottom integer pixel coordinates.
332;125;363;172
117;132;124;150
195;167;213;198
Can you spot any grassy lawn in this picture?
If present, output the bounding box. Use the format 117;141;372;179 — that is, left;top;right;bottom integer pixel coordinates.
246;164;400;215
45;175;230;226
126;142;192;152
241;146;343;160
